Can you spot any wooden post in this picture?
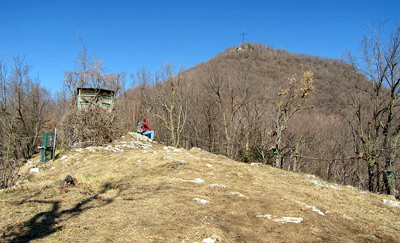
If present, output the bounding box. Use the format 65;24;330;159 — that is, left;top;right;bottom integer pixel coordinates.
52;128;57;161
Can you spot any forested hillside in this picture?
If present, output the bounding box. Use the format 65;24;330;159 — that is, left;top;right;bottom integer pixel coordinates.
117;40;399;196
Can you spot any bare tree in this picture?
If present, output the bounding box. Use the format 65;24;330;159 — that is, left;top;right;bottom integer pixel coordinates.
348;24;400;194
271;71;314;169
149;63;190;147
205;61;252;158
0;57;50;188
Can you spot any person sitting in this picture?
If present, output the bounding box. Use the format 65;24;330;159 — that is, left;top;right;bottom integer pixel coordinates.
141;119;154;141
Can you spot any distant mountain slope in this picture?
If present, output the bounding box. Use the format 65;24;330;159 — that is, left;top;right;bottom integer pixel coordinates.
183;42;366;113
1;133;399;242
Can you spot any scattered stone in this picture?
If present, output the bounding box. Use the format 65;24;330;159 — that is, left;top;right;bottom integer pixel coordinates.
230;191;249;199
328;184;342;190
305;174;316;178
60;155;68;161
74;148;83;152
273;217;303;224
305;205;325;216
50;167;55;170
250;163;262;167
237;173;244;177
256;214;303;223
29;168;39;173
86;146;102;153
105;145;124;153
206;164;212;168
190;147;206;153
163;156;173;160
173;148;182;152
310;179;342;190
39;215;48;221
256;214;272;219
202;235;220;243
136;160;142;163
382;199;400;208
310;180;327;187
174;160;187;166
210;184;228;189
193;198;209;204
26;160;34;165
179;178;204;183
128;132;151;142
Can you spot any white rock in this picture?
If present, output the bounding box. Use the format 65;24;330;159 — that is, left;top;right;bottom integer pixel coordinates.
256;214;272;219
305;205;325;216
310;180;328;187
29;168;39;173
210;184;228;189
60;155;68;160
230;191;249;199
310;180;342;190
175;160;187;165
382;199;400;208
305;174;316;178
273;217;303;224
328;184;342;190
136;160;142;163
206;164;212;168
202;235;220;243
26;160;34;165
257;214;303;224
193;198;209;204
250;163;262;167
179;178;204;183
163;156;173;160
237;173;244;177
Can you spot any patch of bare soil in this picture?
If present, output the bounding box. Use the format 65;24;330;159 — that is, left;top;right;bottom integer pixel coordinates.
1;132;399;242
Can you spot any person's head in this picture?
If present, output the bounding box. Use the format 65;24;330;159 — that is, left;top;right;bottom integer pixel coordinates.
143;118;147;122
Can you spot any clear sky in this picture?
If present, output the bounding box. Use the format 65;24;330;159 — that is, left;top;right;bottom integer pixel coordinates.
1;0;399;93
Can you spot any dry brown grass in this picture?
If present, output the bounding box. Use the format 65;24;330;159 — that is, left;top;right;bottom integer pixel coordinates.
1;133;399;242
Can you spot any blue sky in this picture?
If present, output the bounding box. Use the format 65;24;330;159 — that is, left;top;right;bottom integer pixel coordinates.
1;0;399;93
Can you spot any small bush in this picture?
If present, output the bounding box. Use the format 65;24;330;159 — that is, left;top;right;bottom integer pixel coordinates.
0;159;19;189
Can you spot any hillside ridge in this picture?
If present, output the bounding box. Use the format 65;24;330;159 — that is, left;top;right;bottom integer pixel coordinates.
1;132;399;242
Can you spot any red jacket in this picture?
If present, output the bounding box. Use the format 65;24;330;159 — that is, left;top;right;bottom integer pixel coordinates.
142;121;151;131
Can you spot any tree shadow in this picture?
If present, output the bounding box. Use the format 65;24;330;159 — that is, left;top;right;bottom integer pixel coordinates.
2;182;117;242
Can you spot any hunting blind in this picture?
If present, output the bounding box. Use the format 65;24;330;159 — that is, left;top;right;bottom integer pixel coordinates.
77;87;115;110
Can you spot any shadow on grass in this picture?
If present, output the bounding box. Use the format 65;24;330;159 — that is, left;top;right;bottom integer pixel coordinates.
2;182;117;243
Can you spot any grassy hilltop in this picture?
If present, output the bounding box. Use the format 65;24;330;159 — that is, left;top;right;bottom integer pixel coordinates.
1;132;399;242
